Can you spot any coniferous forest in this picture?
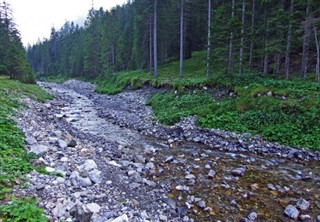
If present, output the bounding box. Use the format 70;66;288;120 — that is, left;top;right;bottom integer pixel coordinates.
0;1;35;83
27;0;320;81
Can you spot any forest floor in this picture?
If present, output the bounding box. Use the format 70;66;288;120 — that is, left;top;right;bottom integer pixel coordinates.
2;79;320;221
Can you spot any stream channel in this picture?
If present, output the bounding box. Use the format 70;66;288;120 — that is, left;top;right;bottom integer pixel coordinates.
38;81;320;221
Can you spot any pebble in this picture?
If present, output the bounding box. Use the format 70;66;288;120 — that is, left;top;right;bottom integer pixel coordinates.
208;170;216;178
296;199;310;211
231;167;246;177
248;212;258;221
284;205;300;219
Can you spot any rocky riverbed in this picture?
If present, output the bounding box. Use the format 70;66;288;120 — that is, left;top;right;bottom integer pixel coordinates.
13;80;320;221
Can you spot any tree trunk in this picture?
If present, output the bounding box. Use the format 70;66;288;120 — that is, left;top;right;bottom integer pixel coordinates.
206;0;212;78
180;0;184;80
249;0;255;71
239;0;246;75
149;13;153;73
314;23;320;82
263;6;269;75
153;0;158;78
227;0;235;74
301;0;312;80
274;53;280;75
285;0;294;79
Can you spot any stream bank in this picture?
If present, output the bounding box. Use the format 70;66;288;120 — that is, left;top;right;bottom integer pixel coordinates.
14;80;320;221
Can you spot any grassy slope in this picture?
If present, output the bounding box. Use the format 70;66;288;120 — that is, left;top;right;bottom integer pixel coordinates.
96;52;320;150
0;76;50;221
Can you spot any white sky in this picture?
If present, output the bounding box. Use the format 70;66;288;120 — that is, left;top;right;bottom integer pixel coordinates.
7;0;127;46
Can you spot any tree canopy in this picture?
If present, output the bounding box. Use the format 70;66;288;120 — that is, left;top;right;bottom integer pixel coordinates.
27;0;320;82
0;1;35;83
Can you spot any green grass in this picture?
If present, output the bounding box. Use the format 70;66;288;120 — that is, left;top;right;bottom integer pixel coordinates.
95;51;320;150
95;51;208;94
0;76;51;221
147;77;320;150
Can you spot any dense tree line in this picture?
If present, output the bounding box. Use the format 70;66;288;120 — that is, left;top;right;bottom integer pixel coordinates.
0;1;35;83
27;0;320;81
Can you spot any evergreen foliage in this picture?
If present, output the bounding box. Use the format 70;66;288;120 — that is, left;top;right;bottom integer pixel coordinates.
27;0;320;81
0;1;35;83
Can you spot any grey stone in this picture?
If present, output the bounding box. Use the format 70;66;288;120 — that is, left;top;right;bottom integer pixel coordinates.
78;176;92;187
165;156;174;163
185;174;196;180
57;140;68;149
284;205;299;219
30;145;49;157
70;203;93;222
267;184;276;191
208;170;216;178
129;182;141;190
112;214;129;222
145;162;155;170
296;199;310;211
231;167;246;177
25;137;37;145
300;215;312;222
143;178;156;187
88;170;103;184
68;139;77;147
129;171;143;183
86;203;101;214
159;214;168;221
52;200;68;218
163;198;176;209
197;200;206;209
248;212;258;221
78;159;98;172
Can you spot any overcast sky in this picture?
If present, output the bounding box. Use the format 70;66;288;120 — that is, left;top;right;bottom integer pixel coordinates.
7;0;127;46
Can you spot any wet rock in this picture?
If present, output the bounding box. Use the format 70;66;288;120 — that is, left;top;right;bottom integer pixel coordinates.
284;205;299;219
231;167;246;177
296;199;310;211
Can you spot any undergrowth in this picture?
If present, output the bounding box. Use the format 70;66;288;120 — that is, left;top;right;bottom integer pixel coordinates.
0;76;51;221
146;75;320;150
